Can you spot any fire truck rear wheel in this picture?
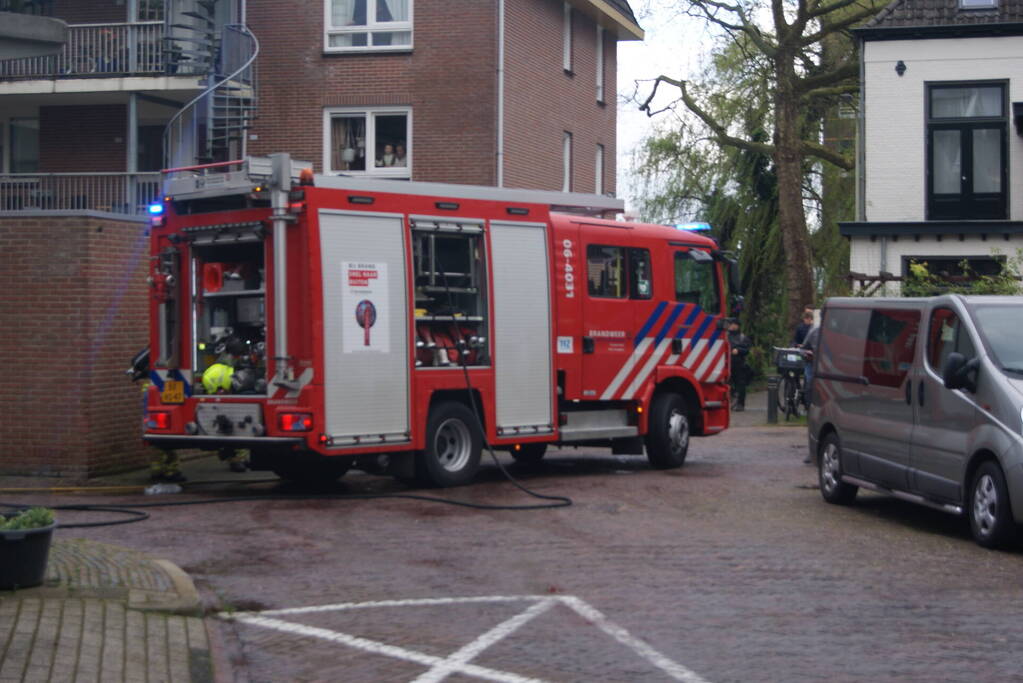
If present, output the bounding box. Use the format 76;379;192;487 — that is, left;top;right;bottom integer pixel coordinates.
645;392;690;469
418;401;482;487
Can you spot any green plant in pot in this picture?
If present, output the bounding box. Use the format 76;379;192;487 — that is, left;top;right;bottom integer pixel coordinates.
0;507;57;590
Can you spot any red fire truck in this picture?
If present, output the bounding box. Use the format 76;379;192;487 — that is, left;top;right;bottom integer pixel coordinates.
140;154;739;486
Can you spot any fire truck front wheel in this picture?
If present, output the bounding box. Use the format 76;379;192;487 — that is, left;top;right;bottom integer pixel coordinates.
418;401;482;487
645;392;690;469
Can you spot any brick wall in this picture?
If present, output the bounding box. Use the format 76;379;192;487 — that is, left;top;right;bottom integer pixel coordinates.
39;105;127;173
503;1;617;194
248;0;497;185
247;0;617;192
0;214;154;479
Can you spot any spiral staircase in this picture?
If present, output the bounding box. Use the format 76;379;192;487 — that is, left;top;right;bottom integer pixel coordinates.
164;0;259;170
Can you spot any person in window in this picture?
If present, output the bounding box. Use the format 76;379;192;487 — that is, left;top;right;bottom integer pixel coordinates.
377;143;396;167
393;143;407;167
728;319;752;412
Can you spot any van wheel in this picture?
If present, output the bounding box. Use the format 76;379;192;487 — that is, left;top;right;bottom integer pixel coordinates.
417;401;482;487
645;392;689;469
969;461;1017;549
510;443;547;464
819;433;857;504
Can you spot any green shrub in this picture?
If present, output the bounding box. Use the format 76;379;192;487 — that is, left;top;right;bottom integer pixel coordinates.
0;507;55;530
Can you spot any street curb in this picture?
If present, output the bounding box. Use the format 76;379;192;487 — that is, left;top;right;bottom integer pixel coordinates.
128;558;203;615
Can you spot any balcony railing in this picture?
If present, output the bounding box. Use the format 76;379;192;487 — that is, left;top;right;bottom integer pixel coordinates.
0;22;169;79
0;173;161;215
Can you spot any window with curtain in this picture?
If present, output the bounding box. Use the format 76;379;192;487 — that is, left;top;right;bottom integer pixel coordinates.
325;107;410;177
326;0;412;51
926;82;1006;220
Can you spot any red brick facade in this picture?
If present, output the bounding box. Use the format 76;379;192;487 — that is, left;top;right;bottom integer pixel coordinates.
247;0;616;192
504;1;616;193
0;215;155;478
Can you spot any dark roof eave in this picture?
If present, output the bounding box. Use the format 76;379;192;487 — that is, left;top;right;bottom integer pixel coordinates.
854;21;1023;40
839;220;1023;236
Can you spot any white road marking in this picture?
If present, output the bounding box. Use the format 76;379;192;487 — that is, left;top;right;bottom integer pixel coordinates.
227;614;546;683
559;596;711;683
250;594;545;617
221;594;711;683
410;598;557;683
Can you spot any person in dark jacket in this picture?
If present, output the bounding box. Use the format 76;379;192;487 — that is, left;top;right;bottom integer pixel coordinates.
793;309;814;347
728;319;752;411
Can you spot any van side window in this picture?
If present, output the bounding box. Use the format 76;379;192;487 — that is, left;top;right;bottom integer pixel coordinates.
927;308;976;372
864;309;920;388
587;245;652;299
819;308;870;379
674;251;719;312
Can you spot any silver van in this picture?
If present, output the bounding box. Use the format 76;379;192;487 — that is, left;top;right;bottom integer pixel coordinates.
808;295;1023;548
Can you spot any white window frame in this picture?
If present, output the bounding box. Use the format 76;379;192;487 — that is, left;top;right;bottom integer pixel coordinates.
959;0;996;8
323;106;412;178
595;143;604;195
563;2;572;73
324;0;414;53
595;25;605;103
562;131;573;192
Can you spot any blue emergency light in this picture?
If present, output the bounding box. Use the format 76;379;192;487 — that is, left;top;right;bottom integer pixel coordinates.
148;203;164;215
675;222;712;232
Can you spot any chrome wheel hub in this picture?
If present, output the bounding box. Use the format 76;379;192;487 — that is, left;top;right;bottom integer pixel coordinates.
435;418;471;472
973;474;998;536
821;443;841;493
668;410;689;455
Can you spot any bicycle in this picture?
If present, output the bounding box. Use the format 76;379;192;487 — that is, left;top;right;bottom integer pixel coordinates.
773;346;807;421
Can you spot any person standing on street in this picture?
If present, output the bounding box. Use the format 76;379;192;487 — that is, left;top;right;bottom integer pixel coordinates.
728;319;752;411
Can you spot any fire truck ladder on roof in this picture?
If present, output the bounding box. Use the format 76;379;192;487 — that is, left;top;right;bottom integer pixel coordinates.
164;20;259;170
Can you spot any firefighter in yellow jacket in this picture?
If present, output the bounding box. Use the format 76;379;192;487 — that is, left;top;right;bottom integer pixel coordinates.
201;360;250;472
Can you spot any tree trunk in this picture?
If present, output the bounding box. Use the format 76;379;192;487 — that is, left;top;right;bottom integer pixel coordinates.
773;55;815;333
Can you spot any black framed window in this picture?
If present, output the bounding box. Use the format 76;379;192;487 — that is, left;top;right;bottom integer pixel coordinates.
586;245;653;299
927;82;1007;220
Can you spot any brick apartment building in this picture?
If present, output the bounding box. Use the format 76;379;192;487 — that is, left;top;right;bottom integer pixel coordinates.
0;0;642;478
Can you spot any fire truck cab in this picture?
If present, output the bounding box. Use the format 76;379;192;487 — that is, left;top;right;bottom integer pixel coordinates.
142;154;737;486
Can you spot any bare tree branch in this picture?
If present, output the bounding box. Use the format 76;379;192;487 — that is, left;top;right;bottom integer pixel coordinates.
800;139;854;170
641;76;776;158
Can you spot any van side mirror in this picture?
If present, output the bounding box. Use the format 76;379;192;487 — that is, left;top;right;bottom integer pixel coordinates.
943;352;979;392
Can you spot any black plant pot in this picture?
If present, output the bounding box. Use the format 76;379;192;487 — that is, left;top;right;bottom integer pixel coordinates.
0;522;56;590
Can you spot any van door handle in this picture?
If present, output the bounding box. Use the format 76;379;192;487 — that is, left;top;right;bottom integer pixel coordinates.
905;381;911;405
582;336;595;354
918;380;925;407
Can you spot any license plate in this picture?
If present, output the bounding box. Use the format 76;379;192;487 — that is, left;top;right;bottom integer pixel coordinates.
786;354;800;362
161;380;185;404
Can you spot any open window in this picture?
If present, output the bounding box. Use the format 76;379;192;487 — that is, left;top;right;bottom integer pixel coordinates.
190;237;267;394
411;218;488;367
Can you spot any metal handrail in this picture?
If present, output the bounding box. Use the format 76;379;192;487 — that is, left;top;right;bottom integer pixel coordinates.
0;172;161;215
0;22;167;79
163;24;260;172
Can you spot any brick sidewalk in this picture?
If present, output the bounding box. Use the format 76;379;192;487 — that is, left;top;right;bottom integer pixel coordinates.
0;538;213;682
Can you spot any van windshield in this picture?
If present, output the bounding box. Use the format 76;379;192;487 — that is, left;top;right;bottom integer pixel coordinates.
971;305;1023;375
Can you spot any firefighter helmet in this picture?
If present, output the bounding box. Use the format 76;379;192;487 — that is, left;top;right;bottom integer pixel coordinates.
202;363;234;393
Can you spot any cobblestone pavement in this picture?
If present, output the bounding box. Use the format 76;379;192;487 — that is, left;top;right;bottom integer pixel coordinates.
0;539;211;682
7;393;1023;682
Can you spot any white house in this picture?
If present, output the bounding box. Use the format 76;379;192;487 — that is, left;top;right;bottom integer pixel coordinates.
844;0;1023;290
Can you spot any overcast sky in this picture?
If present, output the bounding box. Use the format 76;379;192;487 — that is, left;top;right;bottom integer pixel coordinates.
615;1;712;215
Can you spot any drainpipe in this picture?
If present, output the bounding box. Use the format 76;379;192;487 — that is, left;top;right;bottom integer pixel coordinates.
496;0;505;187
270;153;293;383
